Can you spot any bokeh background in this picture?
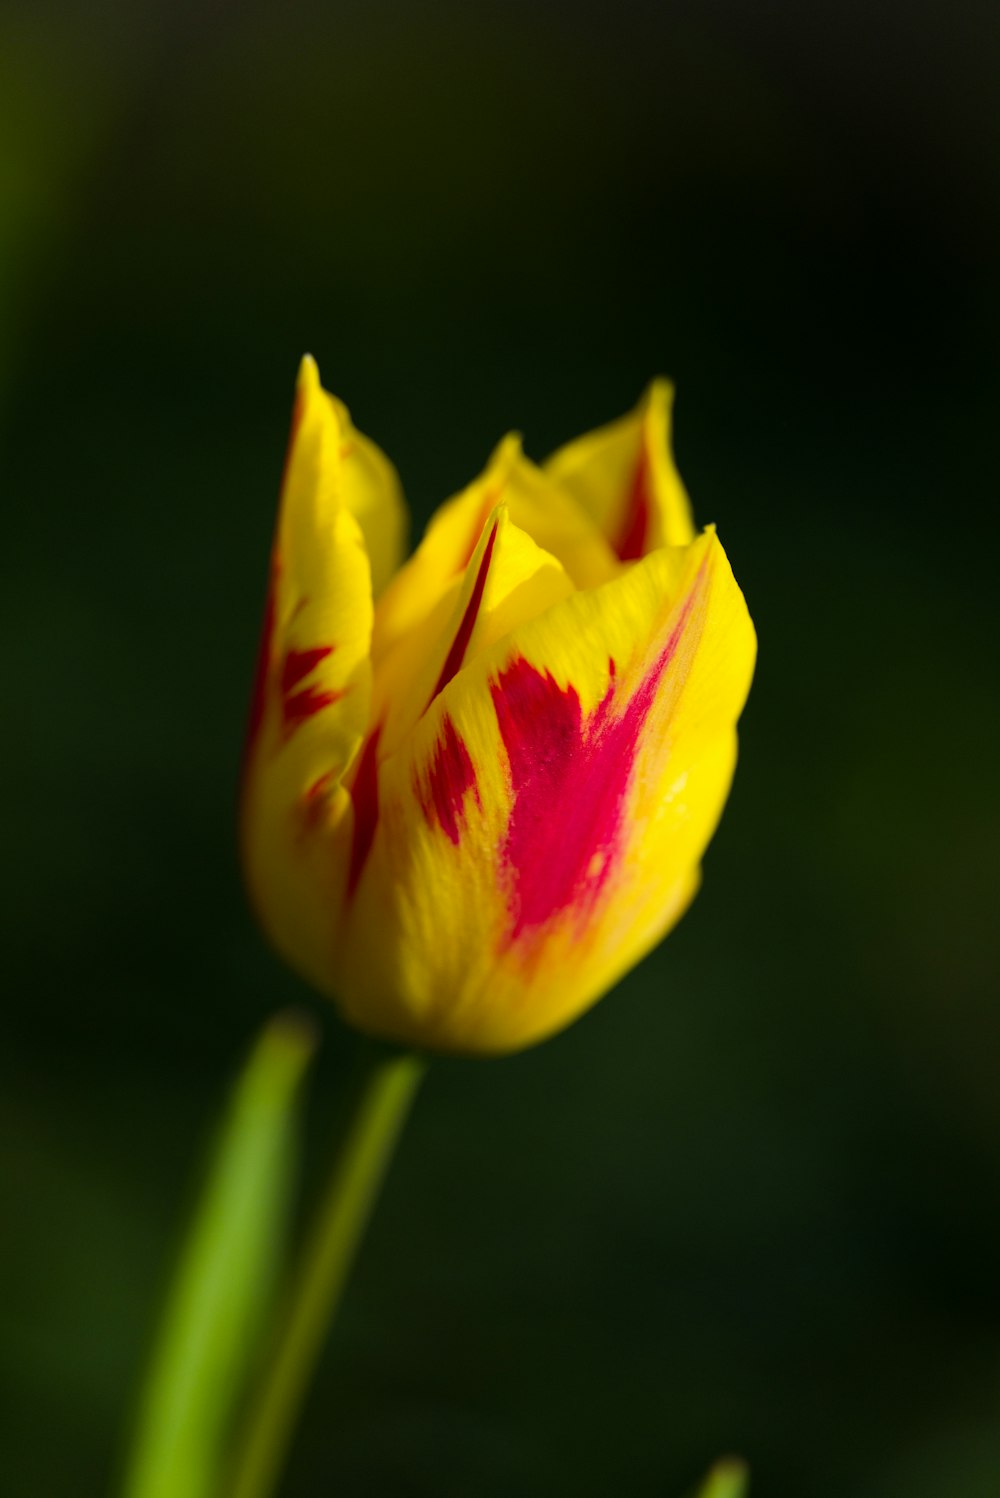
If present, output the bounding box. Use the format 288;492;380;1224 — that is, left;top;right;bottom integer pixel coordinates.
3;1;999;1494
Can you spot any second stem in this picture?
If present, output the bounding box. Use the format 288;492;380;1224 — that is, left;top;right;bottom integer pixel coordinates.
228;1041;426;1498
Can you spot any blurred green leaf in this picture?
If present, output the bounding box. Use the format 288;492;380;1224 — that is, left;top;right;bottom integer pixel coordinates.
689;1457;749;1498
119;1012;317;1498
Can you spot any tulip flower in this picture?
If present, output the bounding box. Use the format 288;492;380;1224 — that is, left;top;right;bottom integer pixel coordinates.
241;357;755;1056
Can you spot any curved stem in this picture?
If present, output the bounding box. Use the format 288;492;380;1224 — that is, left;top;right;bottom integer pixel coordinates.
227;1041;426;1498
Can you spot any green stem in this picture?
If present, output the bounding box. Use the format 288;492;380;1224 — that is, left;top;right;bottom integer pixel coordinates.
227;1041;426;1498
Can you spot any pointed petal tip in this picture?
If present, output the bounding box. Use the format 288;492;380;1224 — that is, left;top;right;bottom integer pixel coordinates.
641;376;675;419
488;430;525;468
292;357;355;441
297;352;320;387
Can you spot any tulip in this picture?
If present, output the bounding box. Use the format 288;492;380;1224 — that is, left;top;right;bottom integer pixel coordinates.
241;357;755;1055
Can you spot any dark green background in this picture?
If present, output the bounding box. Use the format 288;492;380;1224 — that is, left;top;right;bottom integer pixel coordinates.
3;1;999;1494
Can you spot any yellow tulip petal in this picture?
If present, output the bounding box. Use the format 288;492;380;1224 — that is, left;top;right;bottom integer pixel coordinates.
372;435;618;666
284;355;407;598
241;366;382;995
334;527;754;1053
544;380;696;558
498;437;621;589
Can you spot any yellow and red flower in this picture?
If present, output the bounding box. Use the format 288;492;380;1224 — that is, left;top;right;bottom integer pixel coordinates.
241;358;756;1054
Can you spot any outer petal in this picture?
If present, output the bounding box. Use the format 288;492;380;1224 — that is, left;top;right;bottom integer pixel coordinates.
284;355;407;597
544;380;696;558
241;364;382;994
372;434;619;666
335;527;755;1054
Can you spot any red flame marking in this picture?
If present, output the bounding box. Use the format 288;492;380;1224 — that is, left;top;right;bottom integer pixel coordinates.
282;683;342;733
427;520;498;709
616;448;652;561
490;589;697;949
282;645;333;694
348;726;381;896
415;715;480;844
280;643;341;734
301;770;336;832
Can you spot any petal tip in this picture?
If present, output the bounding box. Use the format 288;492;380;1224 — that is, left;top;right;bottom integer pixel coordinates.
643;375;674;406
490;431;525;469
297;352;320;388
640;378;677;439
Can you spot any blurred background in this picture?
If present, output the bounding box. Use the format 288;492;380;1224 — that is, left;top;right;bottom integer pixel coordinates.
3;0;999;1494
